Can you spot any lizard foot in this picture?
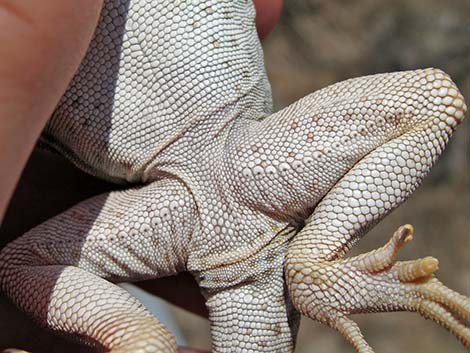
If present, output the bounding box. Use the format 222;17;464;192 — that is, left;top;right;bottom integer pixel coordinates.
287;224;470;353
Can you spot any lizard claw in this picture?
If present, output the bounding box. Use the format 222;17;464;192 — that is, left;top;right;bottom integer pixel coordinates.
393;266;470;347
286;224;470;352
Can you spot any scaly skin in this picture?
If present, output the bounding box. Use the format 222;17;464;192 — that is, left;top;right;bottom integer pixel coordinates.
0;0;469;352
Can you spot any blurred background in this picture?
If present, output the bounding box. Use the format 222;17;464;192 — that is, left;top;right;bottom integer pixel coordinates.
1;1;469;352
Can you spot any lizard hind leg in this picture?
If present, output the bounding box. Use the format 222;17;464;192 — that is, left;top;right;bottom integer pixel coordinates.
286;225;470;353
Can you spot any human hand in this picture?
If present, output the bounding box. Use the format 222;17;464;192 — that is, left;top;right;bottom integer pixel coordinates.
0;1;103;222
253;0;282;40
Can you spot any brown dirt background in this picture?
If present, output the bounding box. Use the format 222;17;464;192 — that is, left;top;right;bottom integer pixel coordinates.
1;1;469;352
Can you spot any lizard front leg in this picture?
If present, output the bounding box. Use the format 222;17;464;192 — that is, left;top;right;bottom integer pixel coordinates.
282;69;469;351
0;179;197;352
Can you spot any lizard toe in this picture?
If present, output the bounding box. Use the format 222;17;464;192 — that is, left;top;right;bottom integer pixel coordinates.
286;224;470;352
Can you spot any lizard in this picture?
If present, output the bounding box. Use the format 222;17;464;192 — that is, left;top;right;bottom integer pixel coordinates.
0;0;469;352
